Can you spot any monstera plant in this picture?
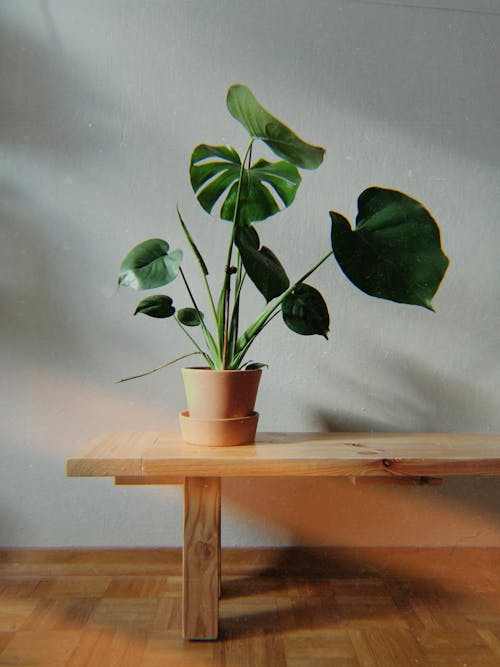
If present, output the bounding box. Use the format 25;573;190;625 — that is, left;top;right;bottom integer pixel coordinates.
118;84;449;378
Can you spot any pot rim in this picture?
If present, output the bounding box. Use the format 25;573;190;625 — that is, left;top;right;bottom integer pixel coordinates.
182;366;263;374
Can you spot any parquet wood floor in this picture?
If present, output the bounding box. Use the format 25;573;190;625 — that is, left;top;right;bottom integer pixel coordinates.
0;548;499;666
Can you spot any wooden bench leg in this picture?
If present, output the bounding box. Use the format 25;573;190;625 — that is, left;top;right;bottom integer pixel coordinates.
183;477;221;640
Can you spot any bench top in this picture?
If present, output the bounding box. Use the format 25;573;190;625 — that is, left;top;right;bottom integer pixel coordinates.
66;432;500;478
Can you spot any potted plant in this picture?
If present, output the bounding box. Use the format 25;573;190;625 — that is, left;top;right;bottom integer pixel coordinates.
118;84;449;445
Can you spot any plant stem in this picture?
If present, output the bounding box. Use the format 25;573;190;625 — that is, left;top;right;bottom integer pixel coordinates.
179;266;200;312
220;138;254;368
228;261;245;358
179;267;221;366
234;249;334;363
177;207;218;324
203;275;218;325
175;317;214;368
117;351;203;382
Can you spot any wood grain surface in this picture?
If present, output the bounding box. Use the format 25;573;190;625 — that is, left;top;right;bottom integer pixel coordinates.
183;478;221;639
1;547;500;665
67;432;500;479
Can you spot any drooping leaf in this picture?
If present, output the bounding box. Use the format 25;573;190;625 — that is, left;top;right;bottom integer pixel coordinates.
282;283;330;338
226;84;325;170
330;187;449;310
177;307;204;327
117;351;203;383
119;238;183;290
242;362;268;370
235;225;290;302
134;295;175;318
190;144;301;225
177;207;209;276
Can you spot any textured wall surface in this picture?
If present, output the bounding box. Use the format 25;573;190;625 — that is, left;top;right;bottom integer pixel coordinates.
1;0;499;547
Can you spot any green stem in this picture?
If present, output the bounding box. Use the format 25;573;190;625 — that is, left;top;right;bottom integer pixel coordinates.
117;351;203;382
203;275;218;325
177;207;218;325
234;249;334;359
228;255;246;360
179;267;221;367
175;317;214;368
219;138;254;368
230;309;281;369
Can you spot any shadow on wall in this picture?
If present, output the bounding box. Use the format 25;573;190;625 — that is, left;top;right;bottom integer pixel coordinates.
0;7;121;371
180;0;499;167
312;354;499;434
0;6;116;162
225;357;500;549
0;184;78;361
224;474;500;549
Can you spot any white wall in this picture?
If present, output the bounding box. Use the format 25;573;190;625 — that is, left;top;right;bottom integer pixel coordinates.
1;0;499;548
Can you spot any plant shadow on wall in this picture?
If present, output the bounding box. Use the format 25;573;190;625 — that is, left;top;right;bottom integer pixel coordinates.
311;353;500;435
116;84;449;445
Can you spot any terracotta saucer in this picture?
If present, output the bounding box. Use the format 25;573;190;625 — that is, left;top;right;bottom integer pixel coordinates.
179;410;259;446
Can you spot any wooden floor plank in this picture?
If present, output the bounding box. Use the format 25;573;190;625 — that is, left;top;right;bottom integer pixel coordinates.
0;547;499;665
0;629;81;666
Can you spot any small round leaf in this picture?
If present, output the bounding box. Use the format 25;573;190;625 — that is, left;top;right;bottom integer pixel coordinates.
282;284;330;338
134;295;175;318
177;308;204;327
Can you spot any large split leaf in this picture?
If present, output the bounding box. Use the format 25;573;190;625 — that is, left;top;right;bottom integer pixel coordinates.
119;239;183;290
134;295;175;318
235;225;289;302
190;144;301;225
330;187;449;310
282;283;330;338
227;84;325;170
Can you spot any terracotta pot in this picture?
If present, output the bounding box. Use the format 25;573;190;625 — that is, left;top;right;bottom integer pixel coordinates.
179;367;262;446
181;367;262;419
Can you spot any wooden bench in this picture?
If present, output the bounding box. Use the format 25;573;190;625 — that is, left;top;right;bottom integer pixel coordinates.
66;431;500;640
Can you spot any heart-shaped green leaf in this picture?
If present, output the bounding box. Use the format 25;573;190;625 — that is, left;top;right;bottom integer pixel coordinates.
134;295;175;318
119;239;183;290
330;187;449;310
282;283;330;338
190;144;301;225
226;85;325;170
235;225;290;302
177;308;204;327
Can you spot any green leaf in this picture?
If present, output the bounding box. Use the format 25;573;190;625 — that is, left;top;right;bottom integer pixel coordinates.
190;144;301;225
226;84;325;170
117;351;203;383
235;225;290;302
242;362;268;370
177;208;209;276
177;307;204;327
282;283;330;338
330;187;449;310
119;238;183;290
134;295;175;318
